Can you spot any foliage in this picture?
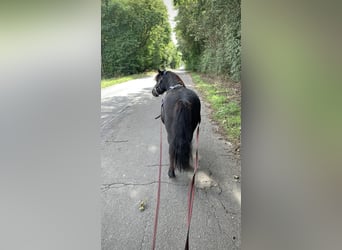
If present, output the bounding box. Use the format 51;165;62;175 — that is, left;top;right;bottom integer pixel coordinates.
174;0;241;81
101;0;180;78
191;72;241;143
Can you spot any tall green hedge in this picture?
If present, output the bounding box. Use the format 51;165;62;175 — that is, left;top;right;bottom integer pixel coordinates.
101;0;180;78
175;0;241;81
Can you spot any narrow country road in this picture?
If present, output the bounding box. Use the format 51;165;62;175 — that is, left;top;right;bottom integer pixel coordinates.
101;71;241;249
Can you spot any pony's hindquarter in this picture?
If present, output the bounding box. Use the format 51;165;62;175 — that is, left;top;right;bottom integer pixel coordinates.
170;99;198;172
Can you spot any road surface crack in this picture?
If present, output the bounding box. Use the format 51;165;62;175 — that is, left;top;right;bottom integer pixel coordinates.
204;190;223;234
139;211;150;250
104;140;128;143
118;105;131;114
218;198;238;216
101;181;187;192
144;164;169;167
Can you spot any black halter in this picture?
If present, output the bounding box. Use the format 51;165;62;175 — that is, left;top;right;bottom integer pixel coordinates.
168;84;184;91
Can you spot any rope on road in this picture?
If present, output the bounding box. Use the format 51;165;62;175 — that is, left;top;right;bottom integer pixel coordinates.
184;125;200;250
152;120;163;250
152;122;200;250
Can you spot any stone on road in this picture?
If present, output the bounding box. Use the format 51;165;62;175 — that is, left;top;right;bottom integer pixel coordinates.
101;71;241;249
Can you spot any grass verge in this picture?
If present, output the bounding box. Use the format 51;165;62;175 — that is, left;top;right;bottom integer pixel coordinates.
101;72;154;88
190;72;241;146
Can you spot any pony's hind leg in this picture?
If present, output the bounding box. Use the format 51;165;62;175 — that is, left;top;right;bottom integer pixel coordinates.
168;146;176;178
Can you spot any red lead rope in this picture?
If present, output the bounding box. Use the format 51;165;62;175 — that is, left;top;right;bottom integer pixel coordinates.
152;123;200;250
152;121;163;250
184;125;200;250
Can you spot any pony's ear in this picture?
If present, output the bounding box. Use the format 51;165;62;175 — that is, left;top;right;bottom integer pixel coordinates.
158;69;162;74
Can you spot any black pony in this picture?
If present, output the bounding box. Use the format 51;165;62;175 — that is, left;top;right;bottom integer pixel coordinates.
152;70;201;178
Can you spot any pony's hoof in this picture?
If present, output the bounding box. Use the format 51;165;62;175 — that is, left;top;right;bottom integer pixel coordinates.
168;169;176;178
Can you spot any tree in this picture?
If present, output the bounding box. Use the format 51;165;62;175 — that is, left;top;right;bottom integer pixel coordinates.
101;0;180;78
174;0;241;81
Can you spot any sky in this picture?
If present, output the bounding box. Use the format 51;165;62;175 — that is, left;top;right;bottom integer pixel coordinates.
162;0;178;45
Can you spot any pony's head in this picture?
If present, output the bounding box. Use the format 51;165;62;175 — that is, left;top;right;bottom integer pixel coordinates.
152;69;168;97
152;69;186;97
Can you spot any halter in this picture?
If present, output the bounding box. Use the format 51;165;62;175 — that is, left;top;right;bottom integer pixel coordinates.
154;71;185;96
168;84;184;90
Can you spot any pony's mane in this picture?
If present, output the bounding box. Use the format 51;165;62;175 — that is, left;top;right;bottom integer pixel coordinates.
155;70;186;89
173;73;186;87
166;71;186;87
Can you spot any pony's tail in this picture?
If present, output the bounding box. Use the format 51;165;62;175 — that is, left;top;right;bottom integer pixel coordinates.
171;100;193;171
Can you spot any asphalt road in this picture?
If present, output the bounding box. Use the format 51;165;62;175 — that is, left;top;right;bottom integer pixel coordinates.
101;71;241;250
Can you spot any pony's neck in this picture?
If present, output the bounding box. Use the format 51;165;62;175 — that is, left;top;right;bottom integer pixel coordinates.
165;72;186;89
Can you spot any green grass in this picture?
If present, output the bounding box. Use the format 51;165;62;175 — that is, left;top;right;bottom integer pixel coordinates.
191;72;241;144
101;72;154;88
